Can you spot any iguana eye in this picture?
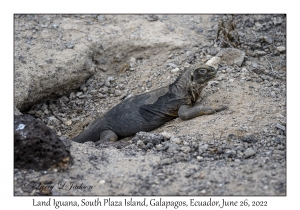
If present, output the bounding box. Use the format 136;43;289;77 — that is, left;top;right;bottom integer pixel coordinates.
199;69;207;74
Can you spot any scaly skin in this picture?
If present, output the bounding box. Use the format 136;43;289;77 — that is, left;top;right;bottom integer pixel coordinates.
72;65;227;145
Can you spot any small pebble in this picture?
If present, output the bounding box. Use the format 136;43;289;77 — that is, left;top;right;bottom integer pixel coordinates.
171;68;180;74
167;63;178;68
244;148;256;158
155;144;163;150
147;15;158;21
66;43;74;49
97;15;106;22
76;92;83;97
184;63;191;68
276;46;286;52
170;137;182;145
181;146;191;154
99;180;105;184
64;120;72;126
137;140;145;149
197;156;203;161
161;131;172;140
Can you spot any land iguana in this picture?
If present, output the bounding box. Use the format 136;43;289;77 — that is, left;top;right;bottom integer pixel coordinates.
73;65;227;145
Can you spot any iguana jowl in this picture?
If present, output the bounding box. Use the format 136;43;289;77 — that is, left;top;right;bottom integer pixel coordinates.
73;65;227;145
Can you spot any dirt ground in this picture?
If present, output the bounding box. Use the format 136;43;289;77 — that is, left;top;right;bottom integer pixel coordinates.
14;14;286;196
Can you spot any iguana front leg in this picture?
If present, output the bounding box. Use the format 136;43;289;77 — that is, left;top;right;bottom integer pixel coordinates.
178;104;228;121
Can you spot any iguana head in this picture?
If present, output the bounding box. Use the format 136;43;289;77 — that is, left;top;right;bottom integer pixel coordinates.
190;65;217;85
171;65;217;103
189;65;217;102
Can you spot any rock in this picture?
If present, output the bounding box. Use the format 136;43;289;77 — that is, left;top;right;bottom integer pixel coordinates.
252;62;258;68
270;91;276;98
161;131;172;140
59;96;69;103
144;143;154;150
66;43;74;49
171;68;180;74
115;90;122;96
134;132;164;147
276;124;286;131
244;148;256;158
238;31;245;37
90;90;97;95
147;15;158;21
130;57;136;65
186;51;195;63
184;63;191;68
123;94;134;101
76;92;83;97
241;67;248;73
52;23;59;29
170;137;182;145
137;140;145;149
97;15;106;22
99;86;108;94
273;17;283;25
167;63;178;68
224;149;237;157
18;55;26;64
155;144;163;150
241;134;258;143
191;142;199;151
181;146;191;154
208;80;219;87
192;171;205;179
255;50;267;57
99;180;106;184
196;156;203;161
107;88;115;96
14;115;70;170
64;120;72;126
48;116;60;126
168;54;174;59
245;19;254;27
205;56;221;70
14;106;22;115
198;144;208;155
189;25;196;30
166;142;180;153
276;46;286;52
209;47;218;56
255;22;262;27
146;81;152;88
69;92;75;100
160;158;174;165
261;75;270;81
216;48;245;67
107;77;115;83
262;36;273;44
196;28;203;33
